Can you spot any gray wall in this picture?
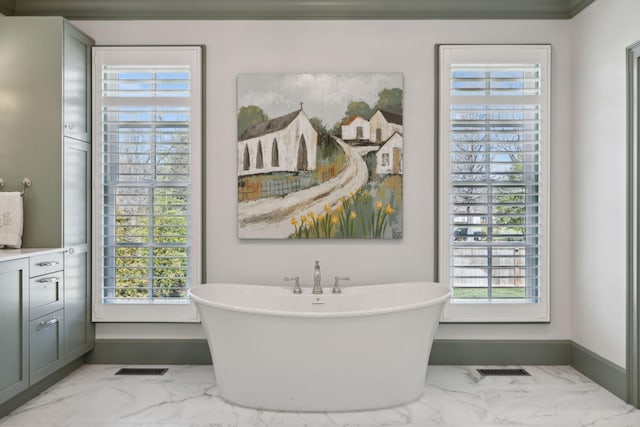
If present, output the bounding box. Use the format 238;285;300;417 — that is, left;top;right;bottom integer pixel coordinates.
74;19;575;347
571;0;640;369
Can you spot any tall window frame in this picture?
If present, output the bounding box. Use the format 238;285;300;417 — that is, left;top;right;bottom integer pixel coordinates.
438;45;550;322
92;46;203;322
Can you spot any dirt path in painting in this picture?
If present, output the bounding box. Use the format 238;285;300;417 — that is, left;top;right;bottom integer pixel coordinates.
237;136;369;238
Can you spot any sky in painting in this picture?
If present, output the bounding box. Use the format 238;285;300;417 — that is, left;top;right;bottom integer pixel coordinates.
237;73;403;128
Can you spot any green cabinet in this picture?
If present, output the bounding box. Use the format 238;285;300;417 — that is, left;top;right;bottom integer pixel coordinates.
63;24;92;143
28;252;65;385
29;310;64;385
0;16;94;406
0;16;93;247
0;259;29;404
63;139;93;361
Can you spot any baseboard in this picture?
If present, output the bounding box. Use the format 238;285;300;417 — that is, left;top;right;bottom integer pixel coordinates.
87;338;573;366
85;339;212;364
569;341;627;401
86;338;626;402
429;339;571;365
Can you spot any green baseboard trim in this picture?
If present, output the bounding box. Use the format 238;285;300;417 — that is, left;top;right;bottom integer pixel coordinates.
88;338;572;366
569;341;627;401
85;338;627;402
86;339;212;365
0;357;84;418
429;339;571;365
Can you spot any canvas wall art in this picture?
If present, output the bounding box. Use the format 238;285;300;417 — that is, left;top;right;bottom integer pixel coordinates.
237;73;403;239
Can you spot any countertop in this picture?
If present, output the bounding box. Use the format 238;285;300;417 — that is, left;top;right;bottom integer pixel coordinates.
0;248;63;262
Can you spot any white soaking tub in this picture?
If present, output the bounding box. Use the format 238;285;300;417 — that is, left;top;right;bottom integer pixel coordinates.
189;281;450;412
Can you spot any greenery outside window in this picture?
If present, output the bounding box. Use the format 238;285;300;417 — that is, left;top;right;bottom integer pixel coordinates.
92;46;202;322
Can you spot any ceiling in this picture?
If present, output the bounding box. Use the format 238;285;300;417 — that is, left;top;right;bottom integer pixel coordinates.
0;0;596;20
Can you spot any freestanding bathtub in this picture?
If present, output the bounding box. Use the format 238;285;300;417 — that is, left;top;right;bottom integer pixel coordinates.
188;281;450;412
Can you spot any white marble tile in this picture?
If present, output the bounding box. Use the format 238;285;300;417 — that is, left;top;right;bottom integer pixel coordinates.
0;365;639;427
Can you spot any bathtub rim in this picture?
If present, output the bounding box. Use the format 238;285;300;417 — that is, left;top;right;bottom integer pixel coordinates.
188;281;450;319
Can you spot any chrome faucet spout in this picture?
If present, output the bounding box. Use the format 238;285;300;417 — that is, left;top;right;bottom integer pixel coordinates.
312;260;323;294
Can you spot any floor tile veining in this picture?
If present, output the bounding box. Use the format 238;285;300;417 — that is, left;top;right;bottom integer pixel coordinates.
1;365;638;426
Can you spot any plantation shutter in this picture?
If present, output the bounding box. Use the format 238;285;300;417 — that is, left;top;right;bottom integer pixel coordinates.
438;45;550;322
93;47;202;322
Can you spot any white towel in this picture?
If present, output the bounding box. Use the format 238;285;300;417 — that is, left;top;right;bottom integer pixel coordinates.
0;192;23;248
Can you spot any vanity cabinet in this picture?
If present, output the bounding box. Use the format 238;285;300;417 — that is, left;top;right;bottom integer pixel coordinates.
29;253;64;321
0;16;94;394
29;310;65;385
0;259;29;404
28;252;65;385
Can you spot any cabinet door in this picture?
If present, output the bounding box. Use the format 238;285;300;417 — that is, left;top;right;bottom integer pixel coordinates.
63;22;93;142
63;250;93;361
30;310;64;385
63;139;94;361
0;259;29;404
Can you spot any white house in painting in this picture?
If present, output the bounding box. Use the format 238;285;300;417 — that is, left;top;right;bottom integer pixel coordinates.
369;110;403;144
238;108;318;176
341;115;370;141
376;132;403;175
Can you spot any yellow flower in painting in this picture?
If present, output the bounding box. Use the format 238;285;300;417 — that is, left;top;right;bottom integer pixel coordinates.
385;204;394;215
300;215;307;224
331;215;339;225
375;201;383;210
340;197;345;203
317;213;324;221
324;204;331;212
307;211;314;219
349;211;357;220
349;191;354;198
291;217;298;226
335;204;343;213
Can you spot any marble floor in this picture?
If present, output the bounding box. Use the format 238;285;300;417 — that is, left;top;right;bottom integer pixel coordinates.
0;364;639;427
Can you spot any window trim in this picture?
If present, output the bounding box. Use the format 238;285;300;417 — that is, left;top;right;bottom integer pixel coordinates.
437;44;551;323
91;46;203;323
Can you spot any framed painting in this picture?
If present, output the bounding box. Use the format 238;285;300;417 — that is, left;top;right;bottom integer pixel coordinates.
237;73;403;239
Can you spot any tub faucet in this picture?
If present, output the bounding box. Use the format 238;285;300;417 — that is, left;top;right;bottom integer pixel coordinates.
332;276;350;294
312;260;322;294
284;276;302;294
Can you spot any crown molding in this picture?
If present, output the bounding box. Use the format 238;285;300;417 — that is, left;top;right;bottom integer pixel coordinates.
567;0;597;18
5;0;596;20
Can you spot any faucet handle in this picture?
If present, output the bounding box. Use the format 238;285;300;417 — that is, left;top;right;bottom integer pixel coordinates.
332;276;350;294
284;276;302;294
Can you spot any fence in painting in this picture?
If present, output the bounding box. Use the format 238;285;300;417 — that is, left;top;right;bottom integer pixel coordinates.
238;164;338;202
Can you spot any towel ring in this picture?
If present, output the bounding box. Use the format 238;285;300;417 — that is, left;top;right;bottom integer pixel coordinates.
0;177;4;188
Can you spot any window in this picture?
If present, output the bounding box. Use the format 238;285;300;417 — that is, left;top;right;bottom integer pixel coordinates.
381;153;390;167
92;46;202;322
271;139;279;167
438;45;550;322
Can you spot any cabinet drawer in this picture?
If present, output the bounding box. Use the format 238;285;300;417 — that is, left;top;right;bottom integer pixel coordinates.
30;253;63;278
29;310;64;385
30;274;63;320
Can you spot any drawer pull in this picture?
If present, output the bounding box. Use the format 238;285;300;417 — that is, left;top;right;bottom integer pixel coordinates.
36;261;59;267
39;317;59;327
36;277;58;284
